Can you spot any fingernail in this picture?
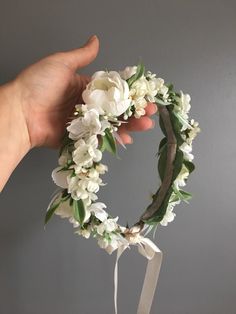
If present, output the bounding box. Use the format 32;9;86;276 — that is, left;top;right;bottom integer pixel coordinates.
87;35;97;44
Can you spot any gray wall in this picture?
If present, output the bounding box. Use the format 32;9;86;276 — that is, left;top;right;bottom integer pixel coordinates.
0;0;236;313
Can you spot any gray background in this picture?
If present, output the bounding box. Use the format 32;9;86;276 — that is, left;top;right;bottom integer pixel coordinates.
0;0;235;313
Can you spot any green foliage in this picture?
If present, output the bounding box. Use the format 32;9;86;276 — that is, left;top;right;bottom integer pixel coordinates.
45;201;60;225
158;137;167;155
127;63;145;87
144;187;173;224
173;186;192;203
59;132;74;156
184;160;195;174
155;97;170;106
45;190;70;225
101;129;117;155
73;199;86;225
172;150;184;181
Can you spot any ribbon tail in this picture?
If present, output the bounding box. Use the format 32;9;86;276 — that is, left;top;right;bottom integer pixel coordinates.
137;250;163;314
114;245;128;314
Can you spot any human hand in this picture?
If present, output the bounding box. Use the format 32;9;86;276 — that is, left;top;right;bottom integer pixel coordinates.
13;35;156;149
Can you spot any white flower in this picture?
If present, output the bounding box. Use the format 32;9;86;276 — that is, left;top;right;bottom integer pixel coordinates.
73;135;102;167
119;66;137;80
133;97;148;118
84;202;108;223
67;109;101;140
69;217;80;228
186;119;200;145
67;176;98;202
179;142;194;161
130;76;149;99
160;203;176;226
76;228;91;239
174;165;189;188
175;91;191;120
51;168;71;189
96;217;119;235
146;77;165;102
97;233;127;254
58;150;71;166
55;200;73;218
82;71;131;117
95;163;108;174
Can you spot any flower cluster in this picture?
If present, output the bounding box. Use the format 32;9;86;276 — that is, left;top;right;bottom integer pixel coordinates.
47;64;200;254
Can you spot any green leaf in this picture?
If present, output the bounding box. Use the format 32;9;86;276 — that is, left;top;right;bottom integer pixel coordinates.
127;63;145;87
73;199;86;225
101;129;117;155
172;150;184;181
166;83;174;91
183;160;195;174
144;187;174;224
158;137;167;155
45;201;60;225
179;189;192;201
155;97;170;106
59;132;74;156
173;186;192;203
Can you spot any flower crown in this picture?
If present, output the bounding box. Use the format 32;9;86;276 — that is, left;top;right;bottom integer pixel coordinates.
46;64;200;254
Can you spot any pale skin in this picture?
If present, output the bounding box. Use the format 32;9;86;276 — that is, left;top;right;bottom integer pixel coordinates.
0;35;157;192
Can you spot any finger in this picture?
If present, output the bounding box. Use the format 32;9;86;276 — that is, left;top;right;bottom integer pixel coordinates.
62;35;99;70
122;116;155;132
145;103;158;116
117;132;133;144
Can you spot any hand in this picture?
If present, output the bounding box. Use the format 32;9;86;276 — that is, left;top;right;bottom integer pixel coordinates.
13;35;156;148
0;35;157;191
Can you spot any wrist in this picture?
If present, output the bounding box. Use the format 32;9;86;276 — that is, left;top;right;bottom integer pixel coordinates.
0;80;31;191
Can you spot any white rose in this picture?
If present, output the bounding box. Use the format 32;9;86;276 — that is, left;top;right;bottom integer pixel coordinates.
82;71;131;116
119;66;137;80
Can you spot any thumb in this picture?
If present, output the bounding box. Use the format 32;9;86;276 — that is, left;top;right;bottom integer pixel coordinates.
63;35;99;70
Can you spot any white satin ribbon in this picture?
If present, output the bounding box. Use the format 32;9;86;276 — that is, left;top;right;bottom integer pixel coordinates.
114;235;163;314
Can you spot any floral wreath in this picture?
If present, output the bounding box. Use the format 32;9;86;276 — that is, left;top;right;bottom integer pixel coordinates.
46;64;200;255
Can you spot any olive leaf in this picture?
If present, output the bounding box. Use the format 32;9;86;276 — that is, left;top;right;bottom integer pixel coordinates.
73;199;86;225
183;160;195;174
101;129;117;155
45;201;60;225
127;63;145;87
144;187;173;224
173;186;192;203
45;190;70;225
